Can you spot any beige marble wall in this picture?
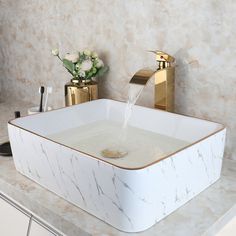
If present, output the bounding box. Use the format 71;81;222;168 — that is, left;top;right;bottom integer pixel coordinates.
0;0;236;159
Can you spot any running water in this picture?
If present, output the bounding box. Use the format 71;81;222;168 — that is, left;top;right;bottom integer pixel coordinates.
123;84;145;129
119;83;145;143
101;83;145;158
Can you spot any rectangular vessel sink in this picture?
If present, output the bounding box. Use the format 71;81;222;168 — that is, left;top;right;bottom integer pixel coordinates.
8;99;226;232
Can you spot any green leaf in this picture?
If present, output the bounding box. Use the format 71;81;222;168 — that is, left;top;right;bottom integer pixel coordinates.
62;59;75;74
97;66;109;77
65;68;74;76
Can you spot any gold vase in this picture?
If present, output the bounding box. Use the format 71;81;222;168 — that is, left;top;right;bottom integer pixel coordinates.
65;79;98;106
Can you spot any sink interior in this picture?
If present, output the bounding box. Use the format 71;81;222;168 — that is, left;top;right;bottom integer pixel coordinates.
47;120;190;168
10;99;224;169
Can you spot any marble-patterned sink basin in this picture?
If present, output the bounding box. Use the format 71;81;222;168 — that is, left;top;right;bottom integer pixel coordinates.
8;99;226;232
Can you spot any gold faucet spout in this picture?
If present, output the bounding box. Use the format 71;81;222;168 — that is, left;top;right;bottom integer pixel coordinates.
129;50;175;112
129;69;156;85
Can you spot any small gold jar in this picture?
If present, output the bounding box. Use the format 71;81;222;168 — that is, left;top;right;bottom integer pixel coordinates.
65;78;98;106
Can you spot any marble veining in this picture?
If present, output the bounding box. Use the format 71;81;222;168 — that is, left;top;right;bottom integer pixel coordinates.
0;154;235;236
8;100;226;232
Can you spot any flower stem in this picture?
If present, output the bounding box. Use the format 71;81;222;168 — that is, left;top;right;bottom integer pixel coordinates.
57;55;63;61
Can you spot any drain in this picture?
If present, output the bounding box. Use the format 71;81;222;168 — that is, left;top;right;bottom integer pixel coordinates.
101;149;128;158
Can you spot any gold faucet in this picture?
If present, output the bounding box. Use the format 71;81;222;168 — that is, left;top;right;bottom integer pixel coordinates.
129;50;175;112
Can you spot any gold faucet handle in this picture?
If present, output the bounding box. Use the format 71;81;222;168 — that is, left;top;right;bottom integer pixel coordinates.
149;50;175;63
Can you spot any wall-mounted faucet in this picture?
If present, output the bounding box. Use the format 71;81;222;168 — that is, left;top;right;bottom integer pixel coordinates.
129;51;175;112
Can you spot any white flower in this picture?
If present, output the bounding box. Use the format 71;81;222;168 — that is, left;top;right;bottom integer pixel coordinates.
91;51;98;58
51;48;59;56
83;49;91;56
96;58;104;68
79;70;86;78
64;53;79;63
81;59;93;71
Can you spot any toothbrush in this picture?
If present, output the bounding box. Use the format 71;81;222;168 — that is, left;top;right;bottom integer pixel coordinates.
43;86;52;112
39;86;45;112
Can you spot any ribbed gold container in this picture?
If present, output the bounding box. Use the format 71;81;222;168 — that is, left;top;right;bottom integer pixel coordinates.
65;79;98;106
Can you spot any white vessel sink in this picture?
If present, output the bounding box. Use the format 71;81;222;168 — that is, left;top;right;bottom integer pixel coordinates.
8;99;226;232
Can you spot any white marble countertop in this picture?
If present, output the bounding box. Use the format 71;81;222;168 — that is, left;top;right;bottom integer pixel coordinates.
0;100;235;236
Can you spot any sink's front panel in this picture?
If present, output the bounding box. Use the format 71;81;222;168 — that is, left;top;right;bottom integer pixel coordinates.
8;122;226;232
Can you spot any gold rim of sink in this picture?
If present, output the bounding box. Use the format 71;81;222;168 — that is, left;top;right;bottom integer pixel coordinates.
8;99;226;171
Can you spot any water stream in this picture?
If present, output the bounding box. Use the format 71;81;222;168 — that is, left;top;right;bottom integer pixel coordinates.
123;84;145;129
101;83;145;158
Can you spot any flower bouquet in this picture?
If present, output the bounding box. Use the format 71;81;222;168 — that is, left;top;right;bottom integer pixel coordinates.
52;49;108;82
52;48;109;106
